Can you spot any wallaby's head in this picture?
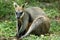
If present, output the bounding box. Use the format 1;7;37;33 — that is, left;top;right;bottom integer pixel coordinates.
13;2;26;19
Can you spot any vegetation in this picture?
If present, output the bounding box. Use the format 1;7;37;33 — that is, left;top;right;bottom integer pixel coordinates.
0;0;60;40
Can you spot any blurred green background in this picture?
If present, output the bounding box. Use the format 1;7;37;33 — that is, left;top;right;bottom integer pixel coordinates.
0;0;60;40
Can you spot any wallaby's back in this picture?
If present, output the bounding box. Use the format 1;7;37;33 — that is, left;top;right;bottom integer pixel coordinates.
25;7;47;19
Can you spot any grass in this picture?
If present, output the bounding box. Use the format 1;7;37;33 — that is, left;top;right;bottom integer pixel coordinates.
22;34;60;40
0;20;16;37
0;1;60;40
0;18;60;40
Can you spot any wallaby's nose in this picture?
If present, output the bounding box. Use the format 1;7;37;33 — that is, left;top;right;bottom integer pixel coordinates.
17;17;20;19
16;12;20;19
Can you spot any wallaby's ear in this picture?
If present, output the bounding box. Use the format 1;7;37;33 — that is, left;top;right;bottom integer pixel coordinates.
22;4;24;8
13;2;19;8
22;2;28;8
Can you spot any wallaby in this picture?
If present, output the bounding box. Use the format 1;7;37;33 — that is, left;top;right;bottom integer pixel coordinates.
13;2;50;39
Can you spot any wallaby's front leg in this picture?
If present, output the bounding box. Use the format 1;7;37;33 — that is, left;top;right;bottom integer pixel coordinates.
16;14;29;38
16;20;22;38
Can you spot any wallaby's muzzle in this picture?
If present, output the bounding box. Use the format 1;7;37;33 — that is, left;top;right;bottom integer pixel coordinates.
16;12;23;19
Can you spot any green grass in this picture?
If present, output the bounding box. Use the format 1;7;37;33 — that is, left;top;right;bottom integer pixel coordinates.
0;0;60;40
0;5;60;40
22;34;60;40
0;20;16;37
0;19;60;40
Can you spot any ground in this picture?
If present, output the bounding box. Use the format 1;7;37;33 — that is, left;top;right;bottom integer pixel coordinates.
0;1;60;40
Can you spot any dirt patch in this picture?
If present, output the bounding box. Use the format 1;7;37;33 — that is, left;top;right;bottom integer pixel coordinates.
0;37;23;40
0;37;17;40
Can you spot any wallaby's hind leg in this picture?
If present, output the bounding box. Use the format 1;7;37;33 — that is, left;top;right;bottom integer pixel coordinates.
20;16;48;39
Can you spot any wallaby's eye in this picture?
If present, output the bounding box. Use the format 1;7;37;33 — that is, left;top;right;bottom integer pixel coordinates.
16;12;17;14
20;12;23;15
